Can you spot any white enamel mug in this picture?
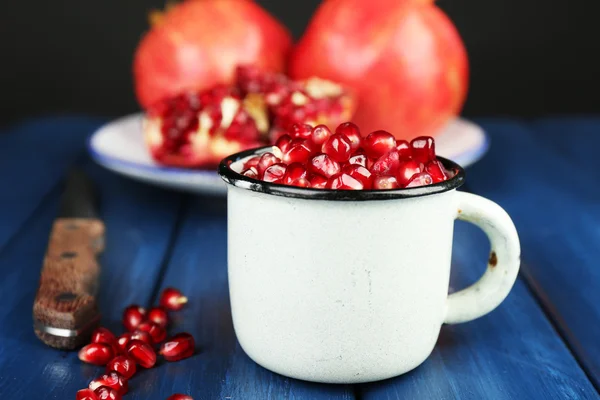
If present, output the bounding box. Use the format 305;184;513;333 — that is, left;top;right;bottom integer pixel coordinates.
219;147;520;384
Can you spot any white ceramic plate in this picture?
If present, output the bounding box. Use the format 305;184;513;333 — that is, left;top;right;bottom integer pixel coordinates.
88;113;489;196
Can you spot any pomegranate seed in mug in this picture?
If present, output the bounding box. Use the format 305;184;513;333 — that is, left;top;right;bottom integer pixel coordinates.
289;123;313;139
410;136;436;163
371;150;401;176
283;163;308;184
363;130;396;159
405;172;434;188
322;133;352;163
396;140;411;159
396;160;422;186
335;122;362;151
348;151;368;167
327;173;364;190
263;163;287;183
425;160;449;183
275;134;293;154
311;124;332;146
310;174;328;189
342;165;372;189
308;154;341;178
373;176;400;190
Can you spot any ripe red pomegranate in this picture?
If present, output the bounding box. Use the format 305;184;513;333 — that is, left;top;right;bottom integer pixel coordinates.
289;0;468;140
134;0;292;109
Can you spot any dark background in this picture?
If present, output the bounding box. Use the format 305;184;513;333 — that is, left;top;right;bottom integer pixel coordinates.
1;0;598;124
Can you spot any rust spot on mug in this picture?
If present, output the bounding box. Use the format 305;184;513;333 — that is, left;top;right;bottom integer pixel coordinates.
488;251;498;267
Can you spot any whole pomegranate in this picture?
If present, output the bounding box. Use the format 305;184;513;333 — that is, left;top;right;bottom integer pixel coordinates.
289;0;468;140
134;0;292;109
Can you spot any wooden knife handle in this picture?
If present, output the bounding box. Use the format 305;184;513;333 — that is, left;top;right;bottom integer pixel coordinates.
33;218;105;349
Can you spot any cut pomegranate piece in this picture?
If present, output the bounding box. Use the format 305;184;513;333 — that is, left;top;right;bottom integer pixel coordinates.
89;372;128;395
396;160;422;186
137;321;167;344
425;160;449;183
106;356;137;380
283;163;308;184
130;330;153;346
160;288;188;311
308;154;341;178
371;150;401;176
363;130;396;160
127;340;157;369
159;333;196;362
116;333;133;355
342;165;372;189
93;386;122;400
122;305;146;332
327;173;364;190
396;140;412;159
283;141;312;164
79;343;114;366
373;176;400;190
311;125;332;146
406;172;434;188
263;163;287;183
147;307;169;328
167;395;194;400
322;133;352;163
410;136;436;163
257;152;281;177
335;122;362;151
310;174;328;189
76;388;99;400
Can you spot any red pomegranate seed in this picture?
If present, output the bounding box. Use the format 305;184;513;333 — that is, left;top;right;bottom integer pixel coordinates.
275;134;293;154
147;307;169;328
364;130;396;159
257;152;281;177
410;136;435;163
137;321;167;344
160;288;188;311
322;133;352;163
310;174;328;189
335;122;362;151
283;141;312;164
91;327;119;356
396;160;422;185
371;150;401;176
242;156;261;170
94;386;122;400
327;173;364;190
76;388;99;400
242;167;258;179
373;176;400;190
167;395;194;400
106;356;137;380
308;154;341;178
79;343;114;366
127;340;157;369
130;330;153;345
348;151;368;167
395;140;411;159
159;333;195;362
289;123;313;139
425;160;448;183
290;178;310;187
263;163;287;183
283;163;308;184
406;172;434;188
311;124;332;146
116;333;133;354
342;164;372;189
89;372;128;395
122;305;146;331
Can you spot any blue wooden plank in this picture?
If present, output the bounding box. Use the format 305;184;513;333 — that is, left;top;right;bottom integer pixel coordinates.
465;119;600;389
358;219;597;400
0;116;105;251
144;196;355;400
0;160;183;398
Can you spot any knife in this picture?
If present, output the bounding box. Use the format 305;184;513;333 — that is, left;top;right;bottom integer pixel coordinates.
33;169;105;350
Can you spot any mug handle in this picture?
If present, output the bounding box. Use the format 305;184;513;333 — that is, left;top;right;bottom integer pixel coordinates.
444;192;521;324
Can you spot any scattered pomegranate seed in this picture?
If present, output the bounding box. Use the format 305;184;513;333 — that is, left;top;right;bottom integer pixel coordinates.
410;136;435;163
373;176;400;190
91;327;116;346
327;173;364;190
283;141;312;164
342;165;372;189
76;388;99;400
79;343;114;366
159;333;196;362
130;330;153;346
322;133;352;163
159;288;188;311
405;172;434;188
263;163;287;183
167;395;194;400
147;307;169;328
89;372;128;395
289;123;313;139
275;134;293;154
363;130;396;159
425;160;449;183
335;122;362;151
310;174;328;189
371;150;401;176
122;305;146;331
106;356;137;380
396;140;411;159
116;333;133;354
283;163;308;185
257;152;281;177
94;386;122;400
308;154;341;178
127;339;157;369
311;125;332;146
137;321;167;344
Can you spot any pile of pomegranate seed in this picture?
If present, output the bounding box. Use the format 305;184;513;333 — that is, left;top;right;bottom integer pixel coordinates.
75;287;195;400
240;122;453;190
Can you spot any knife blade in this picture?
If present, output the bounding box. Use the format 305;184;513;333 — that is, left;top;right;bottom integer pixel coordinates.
33;169;105;349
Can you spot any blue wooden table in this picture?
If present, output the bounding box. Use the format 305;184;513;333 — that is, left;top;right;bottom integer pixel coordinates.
0;116;599;399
